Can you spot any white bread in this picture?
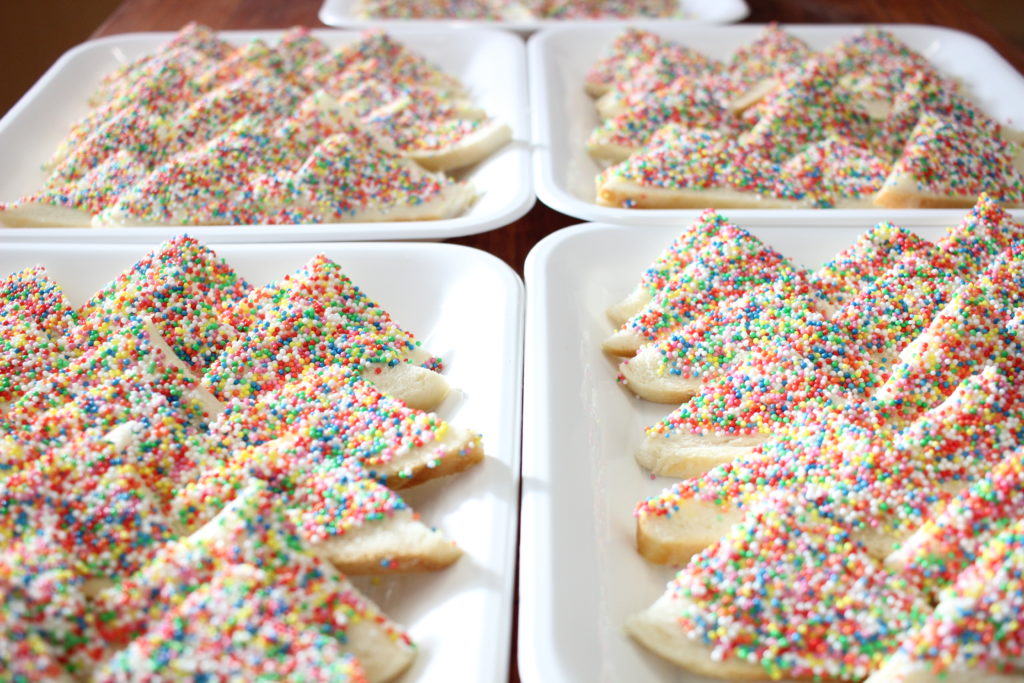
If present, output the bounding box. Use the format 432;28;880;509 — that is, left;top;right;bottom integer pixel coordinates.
0;201;93;227
636;428;765;478
360;360;451;412
311;507;462;573
874;114;1024;210
626;593;776;682
408;119;512;172
607;284;653;328
636;499;743;565
619;343;701;404
866;653;1023;683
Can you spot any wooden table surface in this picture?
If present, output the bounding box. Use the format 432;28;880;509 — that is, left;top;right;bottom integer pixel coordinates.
90;0;1024;277
84;3;1024;681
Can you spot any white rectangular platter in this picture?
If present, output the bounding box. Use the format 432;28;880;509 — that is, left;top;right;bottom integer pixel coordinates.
319;0;748;33
528;23;1024;228
519;218;951;682
0;239;524;682
0;28;532;243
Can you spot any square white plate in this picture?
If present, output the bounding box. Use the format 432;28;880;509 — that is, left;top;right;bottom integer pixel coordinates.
0;239;524;682
319;0;748;34
519;218;950;682
528;23;1024;228
0;28;533;243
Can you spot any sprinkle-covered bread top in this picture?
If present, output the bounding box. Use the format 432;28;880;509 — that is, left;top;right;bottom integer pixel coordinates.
668;491;931;680
888;514;1024;676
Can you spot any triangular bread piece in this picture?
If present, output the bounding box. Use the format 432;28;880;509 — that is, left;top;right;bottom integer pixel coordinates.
628;491;930;680
721;22;812;113
207;365;482;488
604;220;795;356
93;481;416;682
220;252;448;410
874;113;1024;209
174;434;462;573
868;515;1024;683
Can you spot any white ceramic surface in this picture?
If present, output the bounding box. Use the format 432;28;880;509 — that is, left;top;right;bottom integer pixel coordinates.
318;0;748;33
528;23;1024;227
0;29;533;242
519;218;951;682
0;240;524;682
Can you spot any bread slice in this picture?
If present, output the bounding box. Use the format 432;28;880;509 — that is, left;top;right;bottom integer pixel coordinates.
90;22;232;107
885;443;1024;592
595;126;802;210
207;368;482;488
825;27;951;122
584;28;673;97
870;516;1024;683
636;427;765;478
252;118;477;223
311;507;462;573
720;23;811;113
591;38;717;118
218;252;449;410
8;320;219;432
635;497;743;565
77;235;251;373
95;481;416;681
618;344;702;404
811;221;932;310
620;271;828;405
630;492;931;680
173;435;464;573
406;118;512;172
604;220;794;357
777;136;890;207
0;537;85;682
94;565;371;682
303;29;465;99
738;58;874;164
276;25;330;76
865;652;1023;683
874;114;1024;209
587;81;734;163
0;266;76;403
351;90;510;172
873;70;1002;161
201;288;450;406
0;201;93;228
1;439;181;580
626;593;772;682
637;362;1024;567
605;208;729;327
90;120;301;227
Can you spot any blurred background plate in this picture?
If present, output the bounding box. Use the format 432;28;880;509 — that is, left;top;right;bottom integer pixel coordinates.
0;28;533;242
319;0;748;34
529;23;1024;228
